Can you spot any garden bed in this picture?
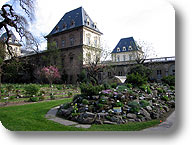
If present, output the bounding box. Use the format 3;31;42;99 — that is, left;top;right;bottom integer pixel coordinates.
57;83;175;125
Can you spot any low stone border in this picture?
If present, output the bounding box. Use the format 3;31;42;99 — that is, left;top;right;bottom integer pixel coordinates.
45;106;92;129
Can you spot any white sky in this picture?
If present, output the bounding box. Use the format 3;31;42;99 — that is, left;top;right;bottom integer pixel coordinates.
1;0;175;58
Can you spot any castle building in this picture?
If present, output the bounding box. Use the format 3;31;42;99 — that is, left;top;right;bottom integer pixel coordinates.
0;31;22;60
45;7;103;83
111;37;143;62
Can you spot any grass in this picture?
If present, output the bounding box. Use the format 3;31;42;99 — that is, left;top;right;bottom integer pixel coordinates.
0;98;160;131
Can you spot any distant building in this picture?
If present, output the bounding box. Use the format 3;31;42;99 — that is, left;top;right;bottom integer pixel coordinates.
111;37;143;62
0;31;22;60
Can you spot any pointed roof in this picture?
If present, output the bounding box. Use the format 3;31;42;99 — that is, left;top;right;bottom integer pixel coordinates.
0;31;22;46
46;7;102;37
111;37;139;53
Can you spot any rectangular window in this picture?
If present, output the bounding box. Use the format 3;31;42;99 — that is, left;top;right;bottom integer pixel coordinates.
70;56;73;63
70;38;74;46
86;37;90;45
123;55;126;61
62;40;65;48
157;70;162;79
94;38;97;47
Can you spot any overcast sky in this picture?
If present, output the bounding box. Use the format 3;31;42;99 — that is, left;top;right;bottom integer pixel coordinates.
1;0;175;58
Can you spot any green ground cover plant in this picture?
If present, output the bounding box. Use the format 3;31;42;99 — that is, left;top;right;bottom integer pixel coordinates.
0;98;160;131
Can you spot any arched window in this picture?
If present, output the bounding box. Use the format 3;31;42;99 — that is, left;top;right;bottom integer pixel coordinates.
117;47;120;52
123;46;126;51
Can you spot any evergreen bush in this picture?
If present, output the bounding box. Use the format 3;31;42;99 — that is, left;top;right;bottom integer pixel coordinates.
24;84;40;97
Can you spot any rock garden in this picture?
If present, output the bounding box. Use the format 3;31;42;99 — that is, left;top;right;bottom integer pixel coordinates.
57;81;175;125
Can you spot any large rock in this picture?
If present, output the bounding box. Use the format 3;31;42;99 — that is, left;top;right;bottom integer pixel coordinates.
58;108;72;118
145;106;152;112
163;105;170;112
140;108;151;120
103;121;117;125
126;113;137;119
77;112;96;124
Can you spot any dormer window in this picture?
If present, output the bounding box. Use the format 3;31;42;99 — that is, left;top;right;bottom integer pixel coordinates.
117;47;120;52
86;18;90;25
123;46;126;51
63;23;66;29
94;22;97;28
129;46;132;50
70;20;75;27
55;26;59;31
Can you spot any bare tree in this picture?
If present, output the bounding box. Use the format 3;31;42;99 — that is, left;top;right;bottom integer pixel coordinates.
0;0;37;97
83;44;112;85
135;40;157;64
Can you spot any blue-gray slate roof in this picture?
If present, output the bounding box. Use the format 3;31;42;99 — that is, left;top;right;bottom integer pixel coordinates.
111;37;139;53
47;7;102;37
0;31;21;46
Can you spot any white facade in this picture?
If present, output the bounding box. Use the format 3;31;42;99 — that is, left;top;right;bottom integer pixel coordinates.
112;51;143;62
83;27;102;65
4;44;21;60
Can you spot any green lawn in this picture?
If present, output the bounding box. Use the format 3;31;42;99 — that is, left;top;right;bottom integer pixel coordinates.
0;98;160;131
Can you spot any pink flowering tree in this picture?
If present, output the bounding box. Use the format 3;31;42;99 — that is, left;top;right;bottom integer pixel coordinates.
40;66;61;86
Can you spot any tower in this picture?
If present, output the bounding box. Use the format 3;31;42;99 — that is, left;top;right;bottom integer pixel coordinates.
111;37;143;62
45;7;103;84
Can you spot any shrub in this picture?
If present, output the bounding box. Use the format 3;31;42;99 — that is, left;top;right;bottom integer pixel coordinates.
9;96;16;100
161;95;169;101
140;100;150;108
6;85;14;91
103;83;110;90
110;83;117;89
139;84;147;92
117;85;129;92
1;89;4;94
50;94;56;100
147;86;152;94
24;84;40;97
29;97;39;102
125;73;147;87
128;101;140;113
68;92;73;97
62;103;70;109
99;97;107;104
82;99;89;105
170;86;175;90
126;83;132;89
39;96;45;101
130;64;152;78
98;103;104;109
115;101;123;107
80;83;104;96
162;75;175;86
157;88;164;94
